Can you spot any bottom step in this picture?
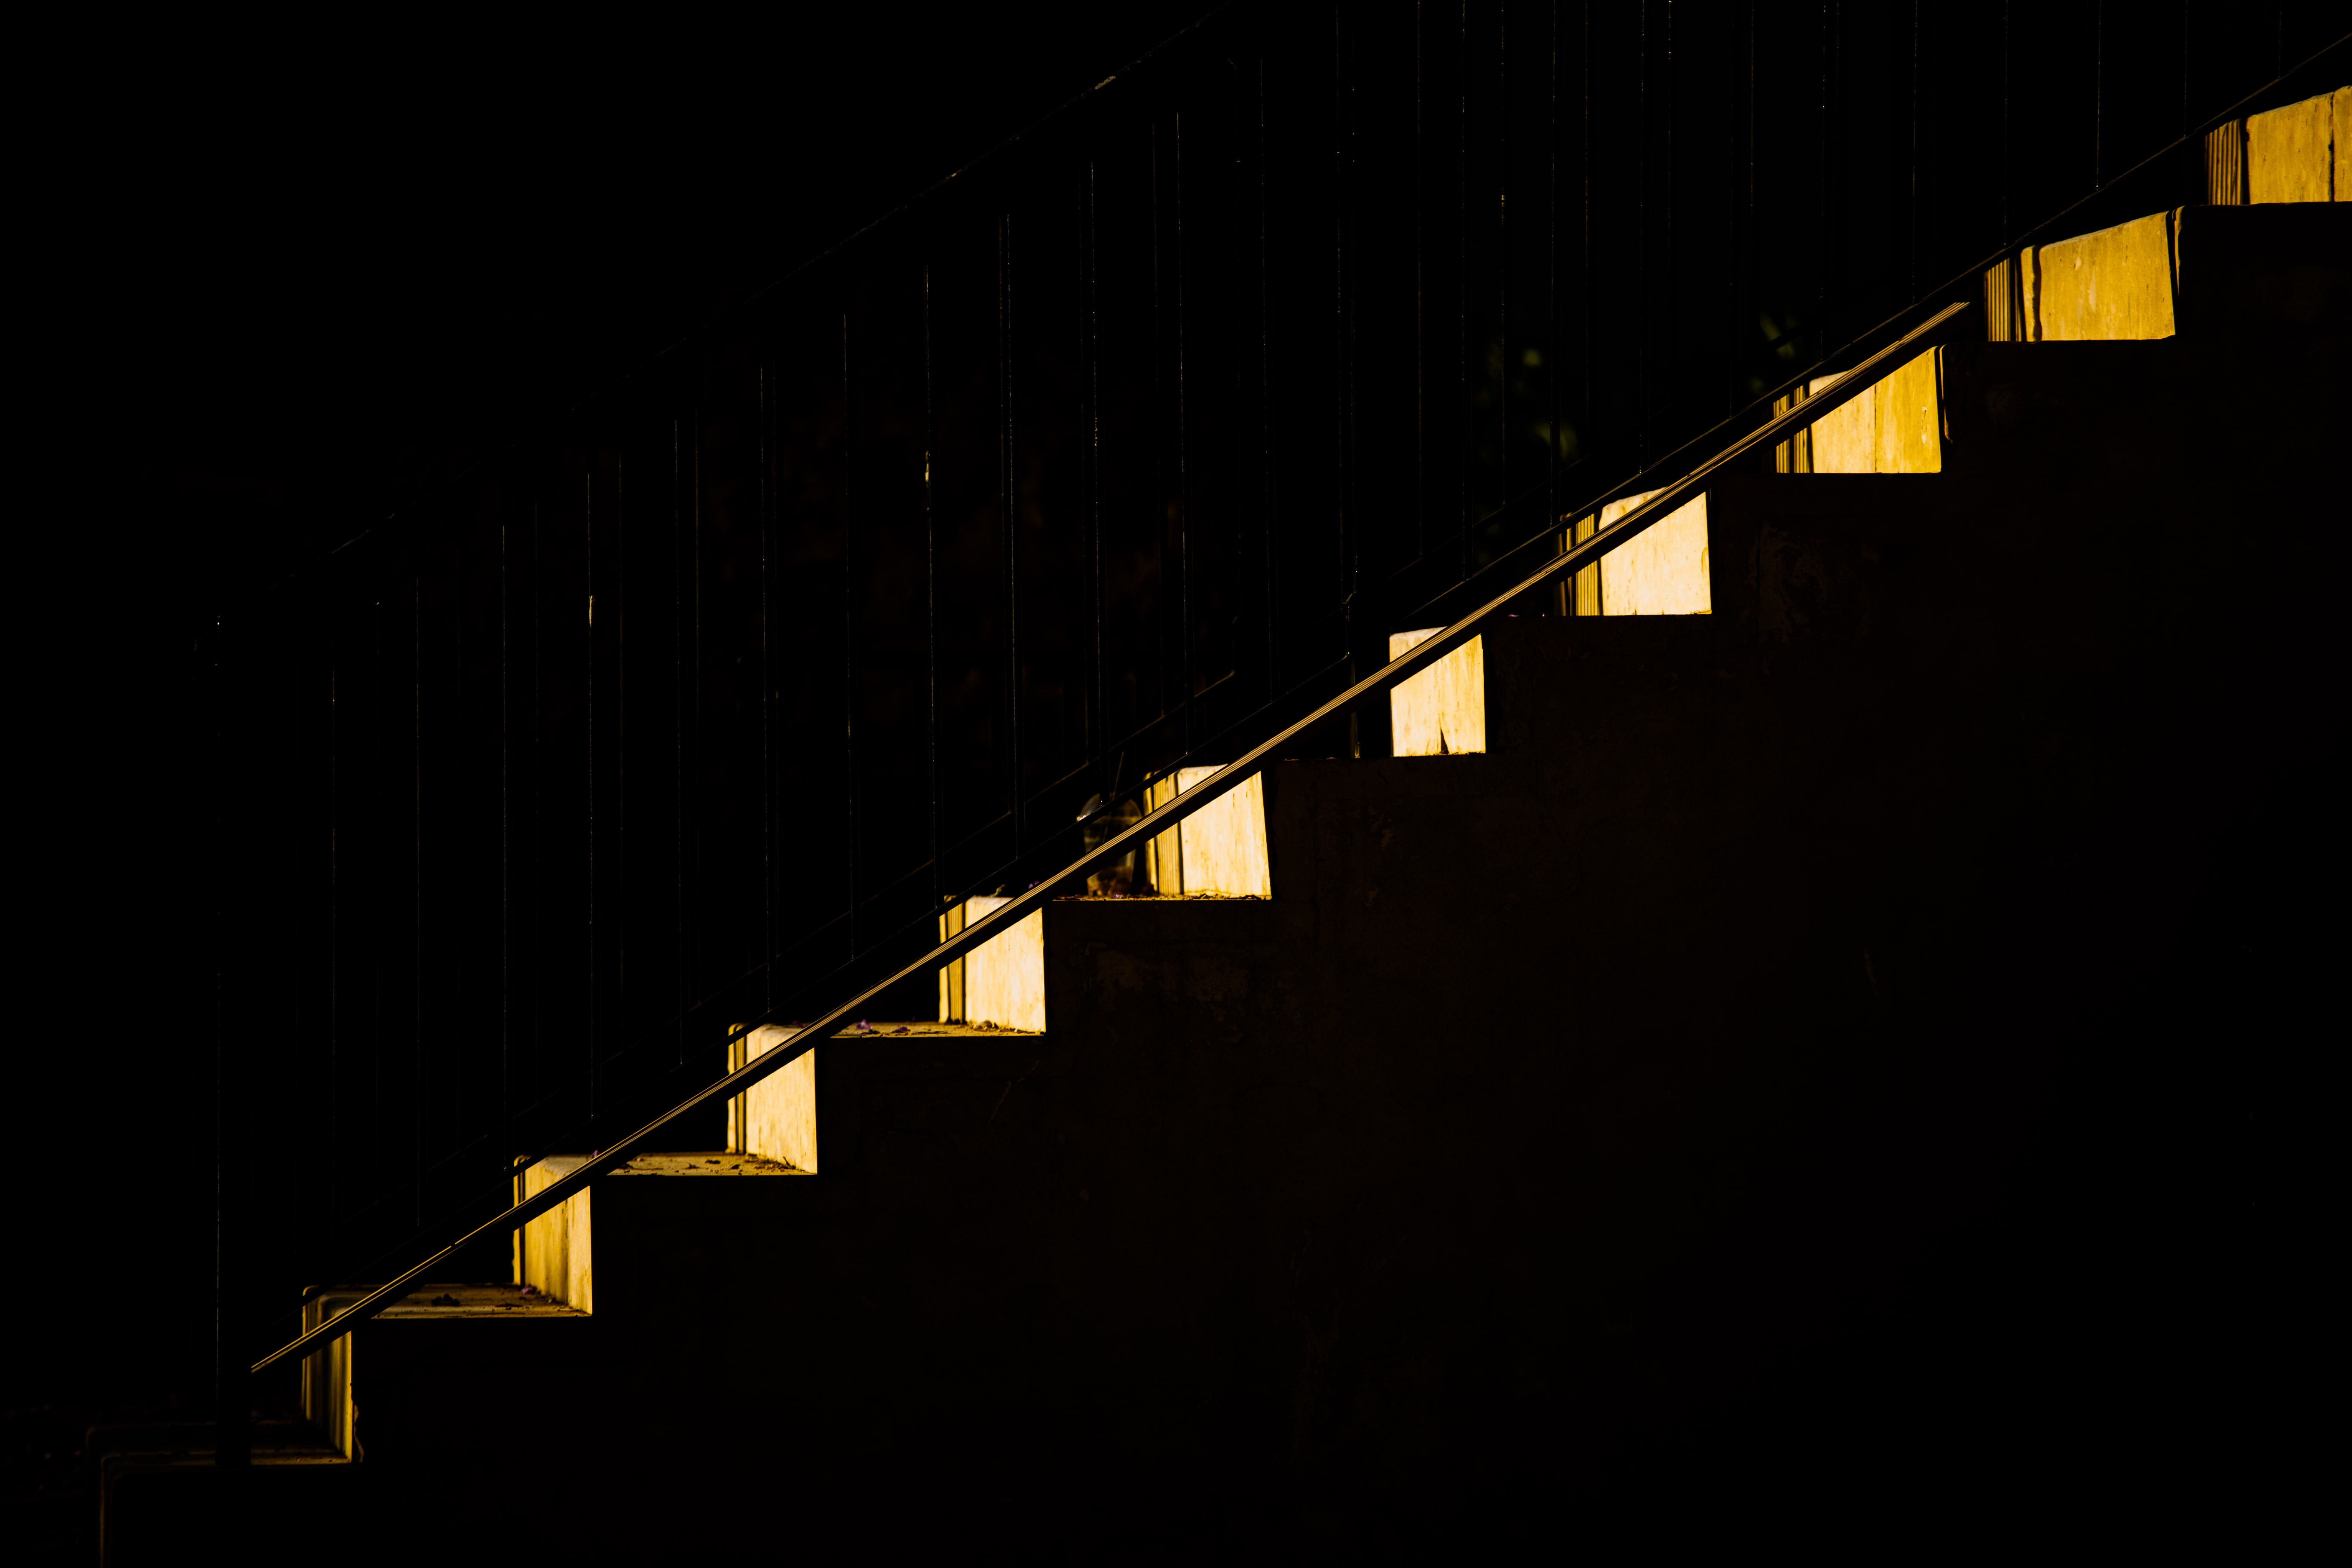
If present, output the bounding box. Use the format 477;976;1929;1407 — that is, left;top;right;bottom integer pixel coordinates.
94;1427;373;1568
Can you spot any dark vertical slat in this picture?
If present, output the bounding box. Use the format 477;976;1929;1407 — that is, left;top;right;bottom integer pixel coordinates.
2001;0;2012;241
1735;0;1755;414
1581;0;1592;482
1909;0;1921;300
1457;0;1470;582
1638;0;1650;467
926;258;943;919
1331;3;1351;753
1254;54;1275;703
499;481;513;1164
1001;217;1023;851
582;468;596;1129
1087;148;1109;772
1821;0;1836;356
1663;0;1675;447
410;571;424;1226
759;352;775;1028
841;312;860;956
213;616;250;1466
672;412;689;1069
1548;0;1563;536
1175;104;1193;757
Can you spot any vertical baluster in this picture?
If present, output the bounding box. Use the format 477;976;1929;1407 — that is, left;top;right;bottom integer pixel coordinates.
412;568;425;1227
1088;152;1110;777
1002;215;1023;858
842;312;861;960
213;613;250;1467
925;260;942;931
671;414;687;1072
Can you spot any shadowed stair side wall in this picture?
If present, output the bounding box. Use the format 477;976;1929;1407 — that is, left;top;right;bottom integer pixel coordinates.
515;1156;593;1310
729;1025;818;1171
1389;629;1487;755
1145;769;1274;897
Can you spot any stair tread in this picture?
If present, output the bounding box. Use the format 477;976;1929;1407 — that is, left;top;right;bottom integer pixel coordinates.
610;1152;806;1176
310;1281;589;1318
831;1020;1043;1036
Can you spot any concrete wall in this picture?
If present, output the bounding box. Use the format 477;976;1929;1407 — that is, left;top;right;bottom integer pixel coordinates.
1559;491;1712;618
1387;629;1486;755
2200;89;2342;205
2245;88;2344;203
2011;91;2342;345
931;772;1271;1029
514;1155;592;1309
937;894;1046;1029
2033;210;2178;340
1806;347;1944;471
1144;767;1273;897
729;1023;819;1170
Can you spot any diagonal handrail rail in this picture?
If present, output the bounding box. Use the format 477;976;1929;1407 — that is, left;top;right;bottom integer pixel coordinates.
254;296;1974;1375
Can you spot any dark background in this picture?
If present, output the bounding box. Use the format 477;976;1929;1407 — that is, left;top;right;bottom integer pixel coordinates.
15;0;1217;1459
13;0;2340;1552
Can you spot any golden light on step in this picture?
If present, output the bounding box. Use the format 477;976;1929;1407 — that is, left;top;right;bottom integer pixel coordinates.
2036;211;2179;341
1388;628;1486;755
1995;89;2344;346
728;1025;821;1171
1144;768;1272;897
514;1155;594;1311
937;895;1047;1031
1802;349;1945;472
1576;489;1713;616
2244;88;2345;204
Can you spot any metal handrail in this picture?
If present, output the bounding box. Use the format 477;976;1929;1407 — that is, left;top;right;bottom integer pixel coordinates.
252;296;1975;1375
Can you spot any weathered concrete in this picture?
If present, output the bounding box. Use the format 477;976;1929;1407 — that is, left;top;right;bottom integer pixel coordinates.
1576;488;1713;613
729;1023;819;1170
936;892;1046;1028
1145;766;1275;895
515;1153;593;1308
1388;627;1487;753
2033;209;2177;340
2246;88;2340;203
1806;346;1944;471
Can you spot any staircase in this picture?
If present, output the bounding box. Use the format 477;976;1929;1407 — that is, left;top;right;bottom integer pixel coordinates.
123;84;2345;1565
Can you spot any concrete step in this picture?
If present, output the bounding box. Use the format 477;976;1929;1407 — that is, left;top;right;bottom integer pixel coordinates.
95;1438;372;1567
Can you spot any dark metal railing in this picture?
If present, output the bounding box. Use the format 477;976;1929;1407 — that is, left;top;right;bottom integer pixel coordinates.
207;0;2349;1436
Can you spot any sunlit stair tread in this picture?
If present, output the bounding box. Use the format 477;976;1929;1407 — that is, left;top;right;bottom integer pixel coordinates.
607;1151;805;1176
312;1280;588;1317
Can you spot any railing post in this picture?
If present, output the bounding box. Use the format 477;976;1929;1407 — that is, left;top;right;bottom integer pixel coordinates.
212;619;251;1467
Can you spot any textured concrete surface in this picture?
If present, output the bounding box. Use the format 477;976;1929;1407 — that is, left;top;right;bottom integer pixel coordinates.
1806;345;1944;471
2033;210;2177;340
936;892;1047;1029
1387;628;1487;754
2247;88;2340;203
1146;766;1275;896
